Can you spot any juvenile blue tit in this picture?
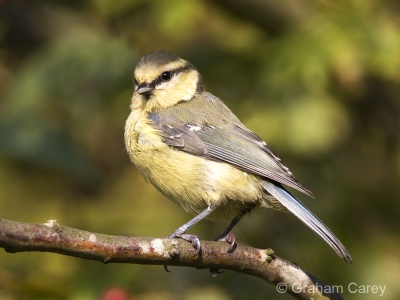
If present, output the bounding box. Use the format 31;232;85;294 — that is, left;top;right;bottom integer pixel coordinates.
125;50;352;263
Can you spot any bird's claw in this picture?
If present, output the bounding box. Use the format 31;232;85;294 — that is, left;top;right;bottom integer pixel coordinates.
207;233;236;276
216;232;236;253
210;268;224;277
168;233;202;255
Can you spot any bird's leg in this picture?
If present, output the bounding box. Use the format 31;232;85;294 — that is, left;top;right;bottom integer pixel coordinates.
168;205;217;255
214;205;254;253
210;206;253;277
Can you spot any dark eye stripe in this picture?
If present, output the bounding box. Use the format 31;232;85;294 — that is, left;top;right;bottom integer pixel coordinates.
154;63;194;87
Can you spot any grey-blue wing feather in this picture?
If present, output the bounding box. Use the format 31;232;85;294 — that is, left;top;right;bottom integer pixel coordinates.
262;181;352;263
197;125;313;197
148;113;206;156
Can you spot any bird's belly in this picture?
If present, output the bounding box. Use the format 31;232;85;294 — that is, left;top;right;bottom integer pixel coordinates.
132;144;263;217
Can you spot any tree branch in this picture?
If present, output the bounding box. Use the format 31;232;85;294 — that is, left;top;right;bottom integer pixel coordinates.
0;218;343;300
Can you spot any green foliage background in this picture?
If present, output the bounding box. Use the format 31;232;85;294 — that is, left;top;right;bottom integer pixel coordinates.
1;0;399;299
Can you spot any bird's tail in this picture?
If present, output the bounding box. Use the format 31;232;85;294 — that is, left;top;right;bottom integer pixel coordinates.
262;181;352;263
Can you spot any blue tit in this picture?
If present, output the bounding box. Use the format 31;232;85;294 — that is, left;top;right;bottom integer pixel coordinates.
124;51;352;263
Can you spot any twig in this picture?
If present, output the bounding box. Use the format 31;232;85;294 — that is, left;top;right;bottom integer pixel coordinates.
0;218;343;300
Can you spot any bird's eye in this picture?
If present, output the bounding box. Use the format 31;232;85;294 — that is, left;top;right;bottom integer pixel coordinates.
161;72;172;81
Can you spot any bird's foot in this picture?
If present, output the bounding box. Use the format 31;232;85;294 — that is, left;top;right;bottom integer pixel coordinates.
215;232;236;253
208;233;236;277
163;231;201;273
168;232;202;255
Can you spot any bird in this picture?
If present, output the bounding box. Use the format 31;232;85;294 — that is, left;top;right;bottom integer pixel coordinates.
124;50;352;263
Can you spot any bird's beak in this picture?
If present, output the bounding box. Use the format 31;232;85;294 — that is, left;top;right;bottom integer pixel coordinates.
136;83;154;95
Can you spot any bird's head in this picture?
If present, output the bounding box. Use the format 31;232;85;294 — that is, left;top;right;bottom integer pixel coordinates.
133;51;204;111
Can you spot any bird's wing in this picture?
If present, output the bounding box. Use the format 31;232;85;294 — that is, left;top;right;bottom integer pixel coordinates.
148;112;313;197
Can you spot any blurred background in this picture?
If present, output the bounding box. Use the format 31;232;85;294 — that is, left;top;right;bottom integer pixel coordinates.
1;0;399;299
